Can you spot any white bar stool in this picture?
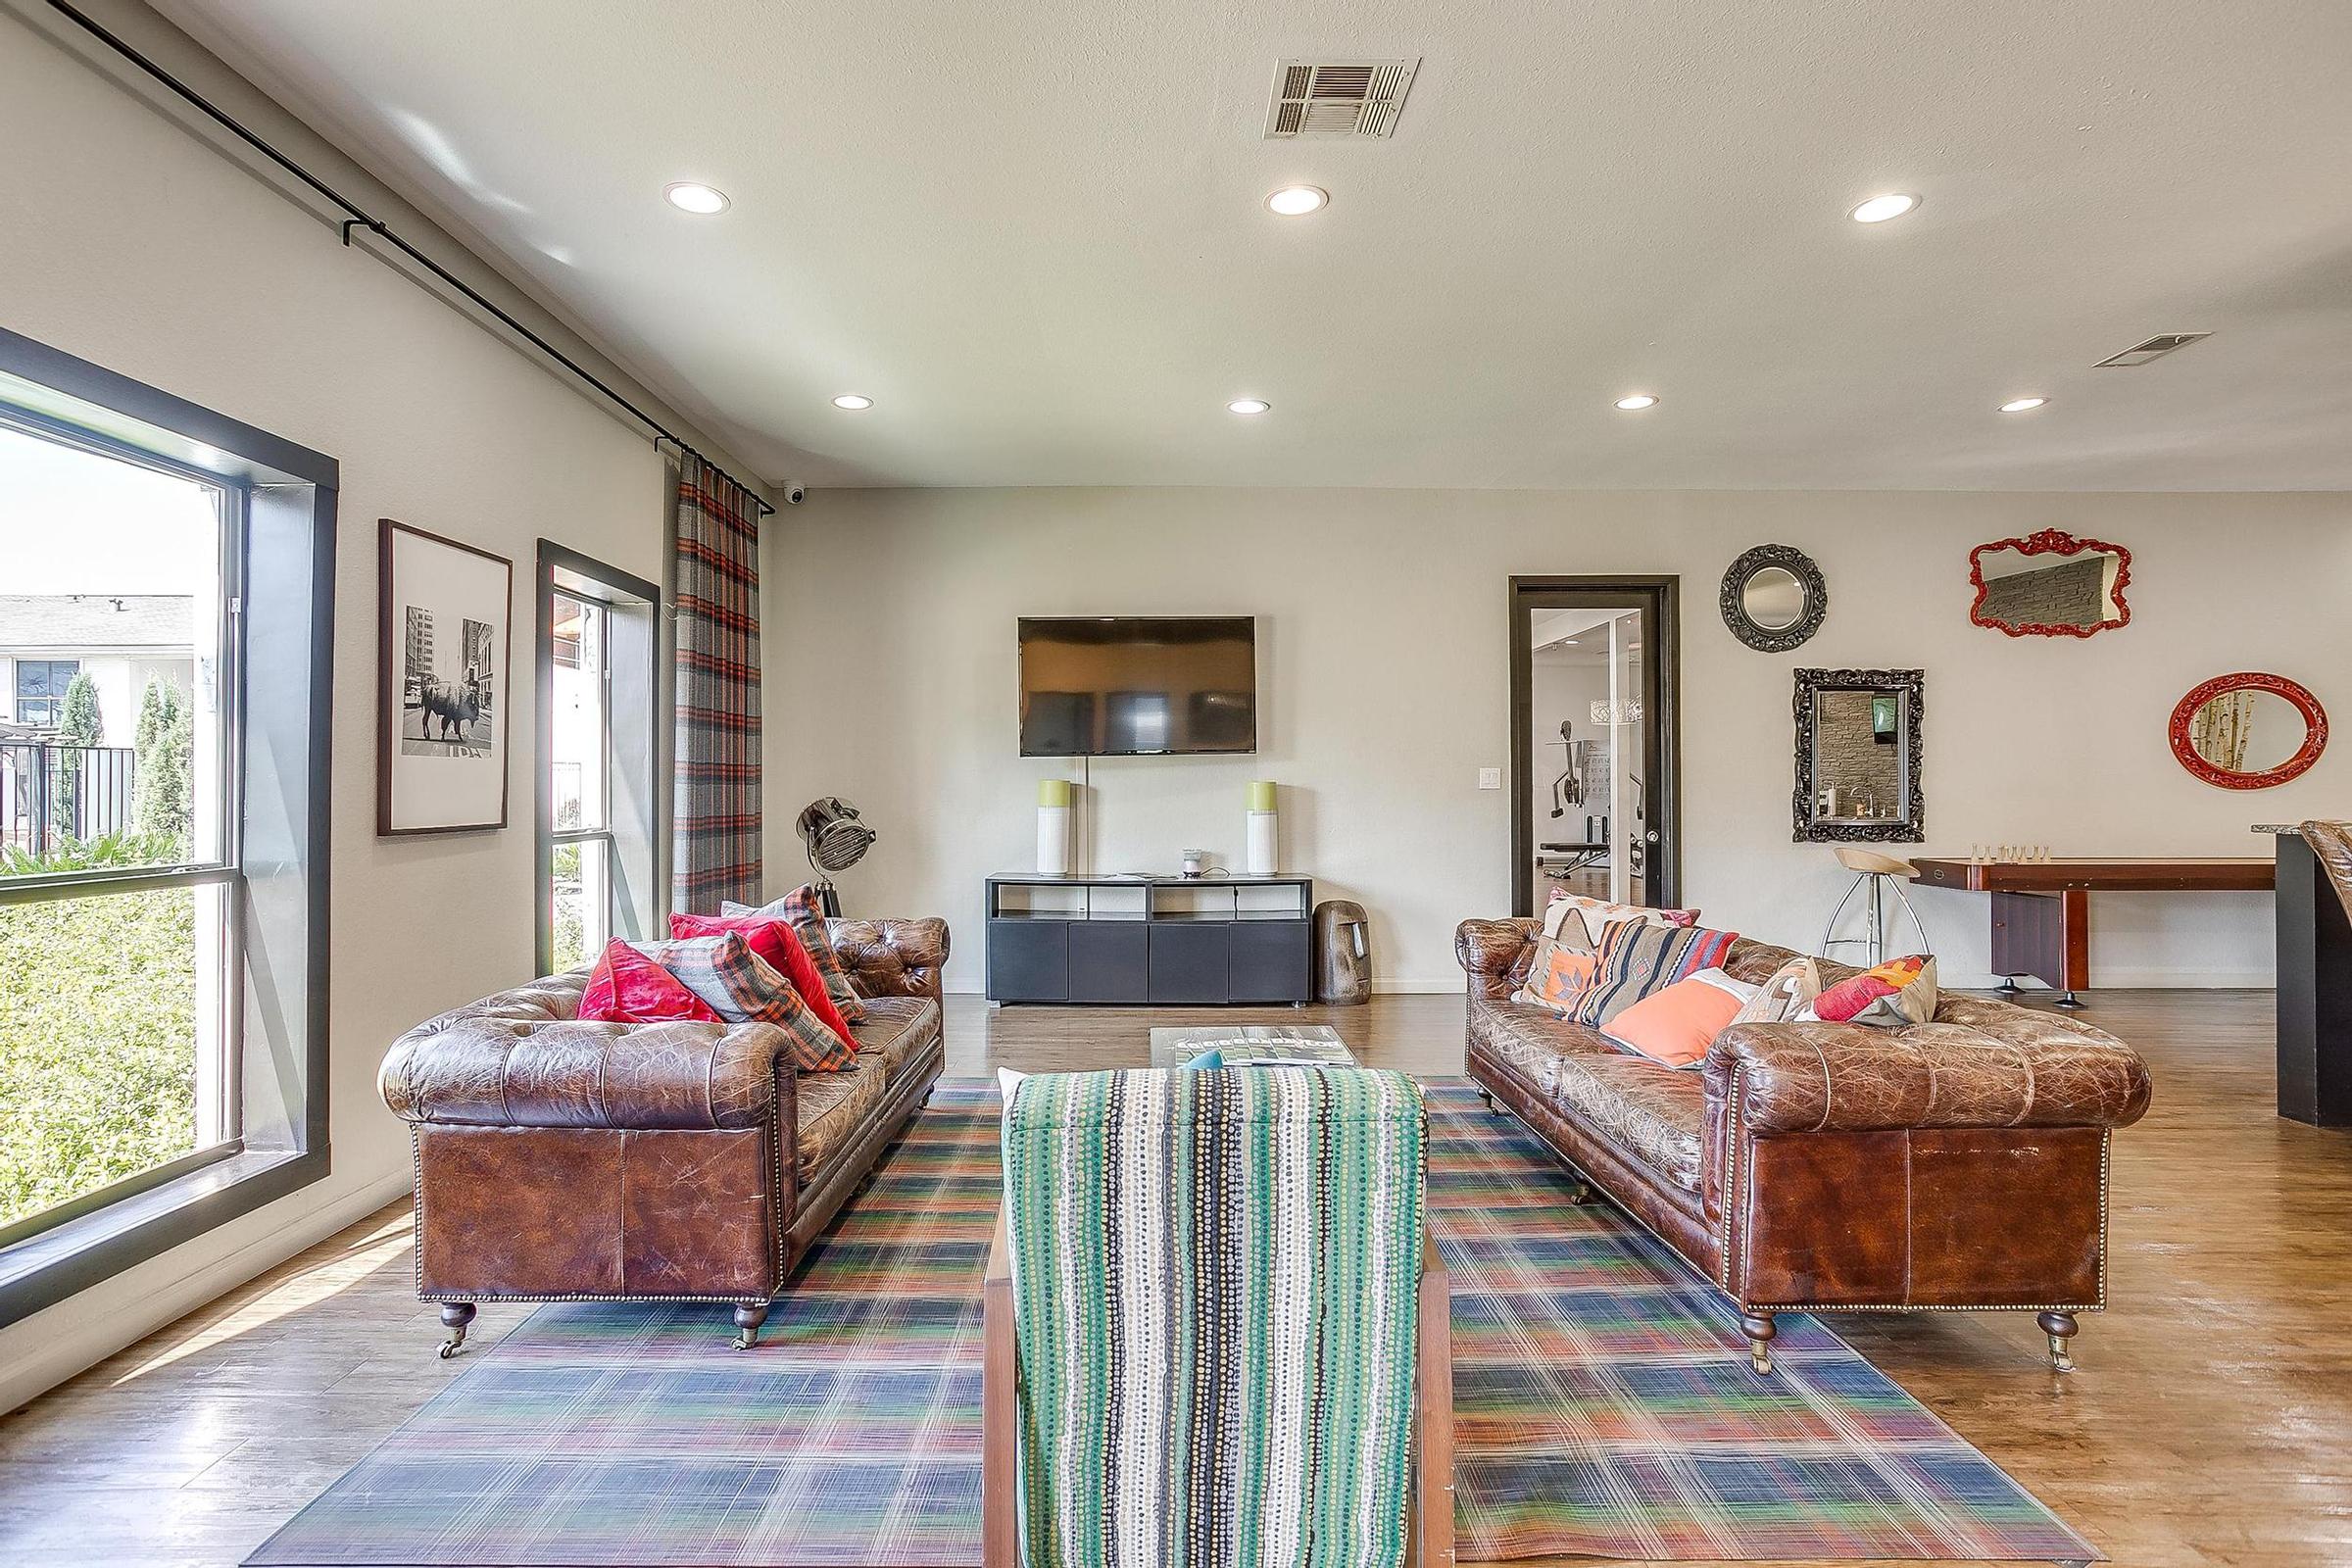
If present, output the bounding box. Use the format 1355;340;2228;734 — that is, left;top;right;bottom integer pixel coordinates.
1818;846;1933;967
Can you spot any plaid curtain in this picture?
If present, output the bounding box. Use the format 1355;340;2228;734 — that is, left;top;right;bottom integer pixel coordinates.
670;454;763;912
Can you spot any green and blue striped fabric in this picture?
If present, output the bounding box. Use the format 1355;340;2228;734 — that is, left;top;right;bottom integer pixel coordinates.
1001;1067;1426;1568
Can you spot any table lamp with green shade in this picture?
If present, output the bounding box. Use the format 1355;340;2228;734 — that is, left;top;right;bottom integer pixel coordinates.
1247;780;1276;874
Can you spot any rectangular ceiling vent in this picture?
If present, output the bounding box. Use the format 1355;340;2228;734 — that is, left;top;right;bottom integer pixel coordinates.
1265;59;1419;139
2094;331;2211;368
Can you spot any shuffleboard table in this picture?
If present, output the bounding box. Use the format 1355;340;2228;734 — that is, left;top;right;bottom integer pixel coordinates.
1909;855;2274;1007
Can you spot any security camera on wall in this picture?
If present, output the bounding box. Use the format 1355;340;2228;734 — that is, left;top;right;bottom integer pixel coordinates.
782;481;807;506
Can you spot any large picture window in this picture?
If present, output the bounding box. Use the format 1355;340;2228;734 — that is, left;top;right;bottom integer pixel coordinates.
0;418;240;1237
548;588;612;970
0;326;332;1328
536;543;662;976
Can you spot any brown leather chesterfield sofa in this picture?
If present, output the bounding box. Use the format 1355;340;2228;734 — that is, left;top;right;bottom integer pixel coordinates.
1457;919;2151;1374
380;917;949;1354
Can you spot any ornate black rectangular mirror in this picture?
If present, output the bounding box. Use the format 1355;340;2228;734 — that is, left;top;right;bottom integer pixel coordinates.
1793;667;1924;842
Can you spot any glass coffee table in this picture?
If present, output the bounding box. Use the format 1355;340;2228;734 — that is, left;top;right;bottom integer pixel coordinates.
1148;1024;1356;1069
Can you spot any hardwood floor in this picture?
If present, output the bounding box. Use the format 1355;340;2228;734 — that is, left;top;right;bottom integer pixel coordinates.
3;988;2348;1567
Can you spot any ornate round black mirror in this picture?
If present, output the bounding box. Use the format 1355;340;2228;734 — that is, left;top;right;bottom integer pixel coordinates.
1721;544;1828;652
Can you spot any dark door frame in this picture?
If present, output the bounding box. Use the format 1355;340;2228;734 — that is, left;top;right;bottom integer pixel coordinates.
1508;575;1683;918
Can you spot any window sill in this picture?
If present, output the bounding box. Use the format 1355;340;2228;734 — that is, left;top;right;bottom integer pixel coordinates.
0;1146;328;1330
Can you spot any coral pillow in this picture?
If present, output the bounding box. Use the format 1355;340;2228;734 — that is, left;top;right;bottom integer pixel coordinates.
1602;968;1759;1068
670;912;857;1044
578;940;721;1024
1802;954;1937;1027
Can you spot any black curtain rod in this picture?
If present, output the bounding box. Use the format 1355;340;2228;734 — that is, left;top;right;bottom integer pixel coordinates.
43;0;777;518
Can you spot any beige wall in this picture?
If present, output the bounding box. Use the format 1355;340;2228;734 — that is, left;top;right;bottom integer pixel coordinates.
0;5;759;1409
766;486;2350;994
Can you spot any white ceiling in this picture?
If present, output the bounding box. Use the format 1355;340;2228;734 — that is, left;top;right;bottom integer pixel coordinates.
154;0;2352;492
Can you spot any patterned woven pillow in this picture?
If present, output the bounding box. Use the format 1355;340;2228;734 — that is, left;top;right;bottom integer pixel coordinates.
646;932;858;1071
1544;889;1702;945
1569;919;1740;1028
1731;955;1824;1025
1513;930;1604;1014
725;888;868;1023
1800;954;1937;1027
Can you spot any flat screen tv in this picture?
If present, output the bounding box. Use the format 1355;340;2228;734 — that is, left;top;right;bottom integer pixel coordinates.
1018;615;1256;757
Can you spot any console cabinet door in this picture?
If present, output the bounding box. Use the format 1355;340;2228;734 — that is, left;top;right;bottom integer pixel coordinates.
1150;923;1229;1004
988;919;1068;1002
1068;921;1151;1004
1229;920;1311;1003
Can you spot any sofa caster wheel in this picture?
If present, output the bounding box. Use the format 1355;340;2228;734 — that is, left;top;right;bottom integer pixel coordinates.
1741;1311;1777;1376
2038;1311;2078;1373
733;1302;768;1351
437;1301;475;1359
1565;1178;1593;1206
1475;1086;1497;1112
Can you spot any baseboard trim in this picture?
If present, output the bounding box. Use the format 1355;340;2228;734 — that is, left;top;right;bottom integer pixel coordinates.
0;1166;415;1414
1947;969;2274;992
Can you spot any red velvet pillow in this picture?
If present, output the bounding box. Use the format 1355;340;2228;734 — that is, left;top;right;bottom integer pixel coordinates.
669;912;858;1045
578;940;721;1024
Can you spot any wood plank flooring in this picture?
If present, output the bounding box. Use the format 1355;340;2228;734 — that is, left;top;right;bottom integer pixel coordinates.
2;988;2348;1567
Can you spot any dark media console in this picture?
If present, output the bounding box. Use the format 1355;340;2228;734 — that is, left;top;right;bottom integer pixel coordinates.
985;872;1313;1004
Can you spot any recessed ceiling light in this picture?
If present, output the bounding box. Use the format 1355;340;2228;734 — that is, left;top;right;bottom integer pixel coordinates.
1265;184;1329;217
1849;192;1919;223
832;394;873;410
1614;394;1659;411
663;181;730;215
1998;396;2048;414
1227;398;1271;415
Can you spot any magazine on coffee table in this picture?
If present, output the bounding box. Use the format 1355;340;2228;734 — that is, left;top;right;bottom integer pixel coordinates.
1148;1025;1355;1070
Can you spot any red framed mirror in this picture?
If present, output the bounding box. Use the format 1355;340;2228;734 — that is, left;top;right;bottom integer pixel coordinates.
2170;672;2328;790
1969;528;2132;638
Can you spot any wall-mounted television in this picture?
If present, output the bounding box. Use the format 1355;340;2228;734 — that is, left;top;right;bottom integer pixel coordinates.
1018;615;1256;757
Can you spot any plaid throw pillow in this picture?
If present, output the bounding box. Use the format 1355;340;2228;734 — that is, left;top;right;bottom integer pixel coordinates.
725;887;868;1023
670;911;858;1043
647;932;858;1072
1569;920;1740;1028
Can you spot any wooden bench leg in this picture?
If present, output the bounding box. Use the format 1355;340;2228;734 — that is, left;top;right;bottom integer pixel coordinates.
1416;1232;1455;1567
984;1212;1019;1568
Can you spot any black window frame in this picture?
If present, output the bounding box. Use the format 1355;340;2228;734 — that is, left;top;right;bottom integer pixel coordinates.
12;659;82;727
0;326;334;1330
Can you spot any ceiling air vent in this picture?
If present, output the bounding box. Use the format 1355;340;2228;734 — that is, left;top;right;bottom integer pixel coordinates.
1265;59;1419;139
2094;332;2211;368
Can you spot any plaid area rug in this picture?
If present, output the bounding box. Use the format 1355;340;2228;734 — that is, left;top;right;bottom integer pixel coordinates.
248;1079;2096;1566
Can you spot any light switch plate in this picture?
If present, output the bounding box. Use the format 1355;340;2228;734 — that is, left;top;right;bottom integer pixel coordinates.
1477;767;1502;790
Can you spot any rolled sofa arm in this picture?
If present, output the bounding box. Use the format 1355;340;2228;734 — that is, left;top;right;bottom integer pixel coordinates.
380;1013;799;1131
828;916;950;1000
1703;1014;2153;1135
1455;917;1541;1001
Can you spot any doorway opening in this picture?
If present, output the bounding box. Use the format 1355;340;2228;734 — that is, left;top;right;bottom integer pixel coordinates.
1509;577;1681;917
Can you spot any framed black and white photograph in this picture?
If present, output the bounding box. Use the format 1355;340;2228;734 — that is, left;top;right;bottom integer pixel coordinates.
377;518;512;835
